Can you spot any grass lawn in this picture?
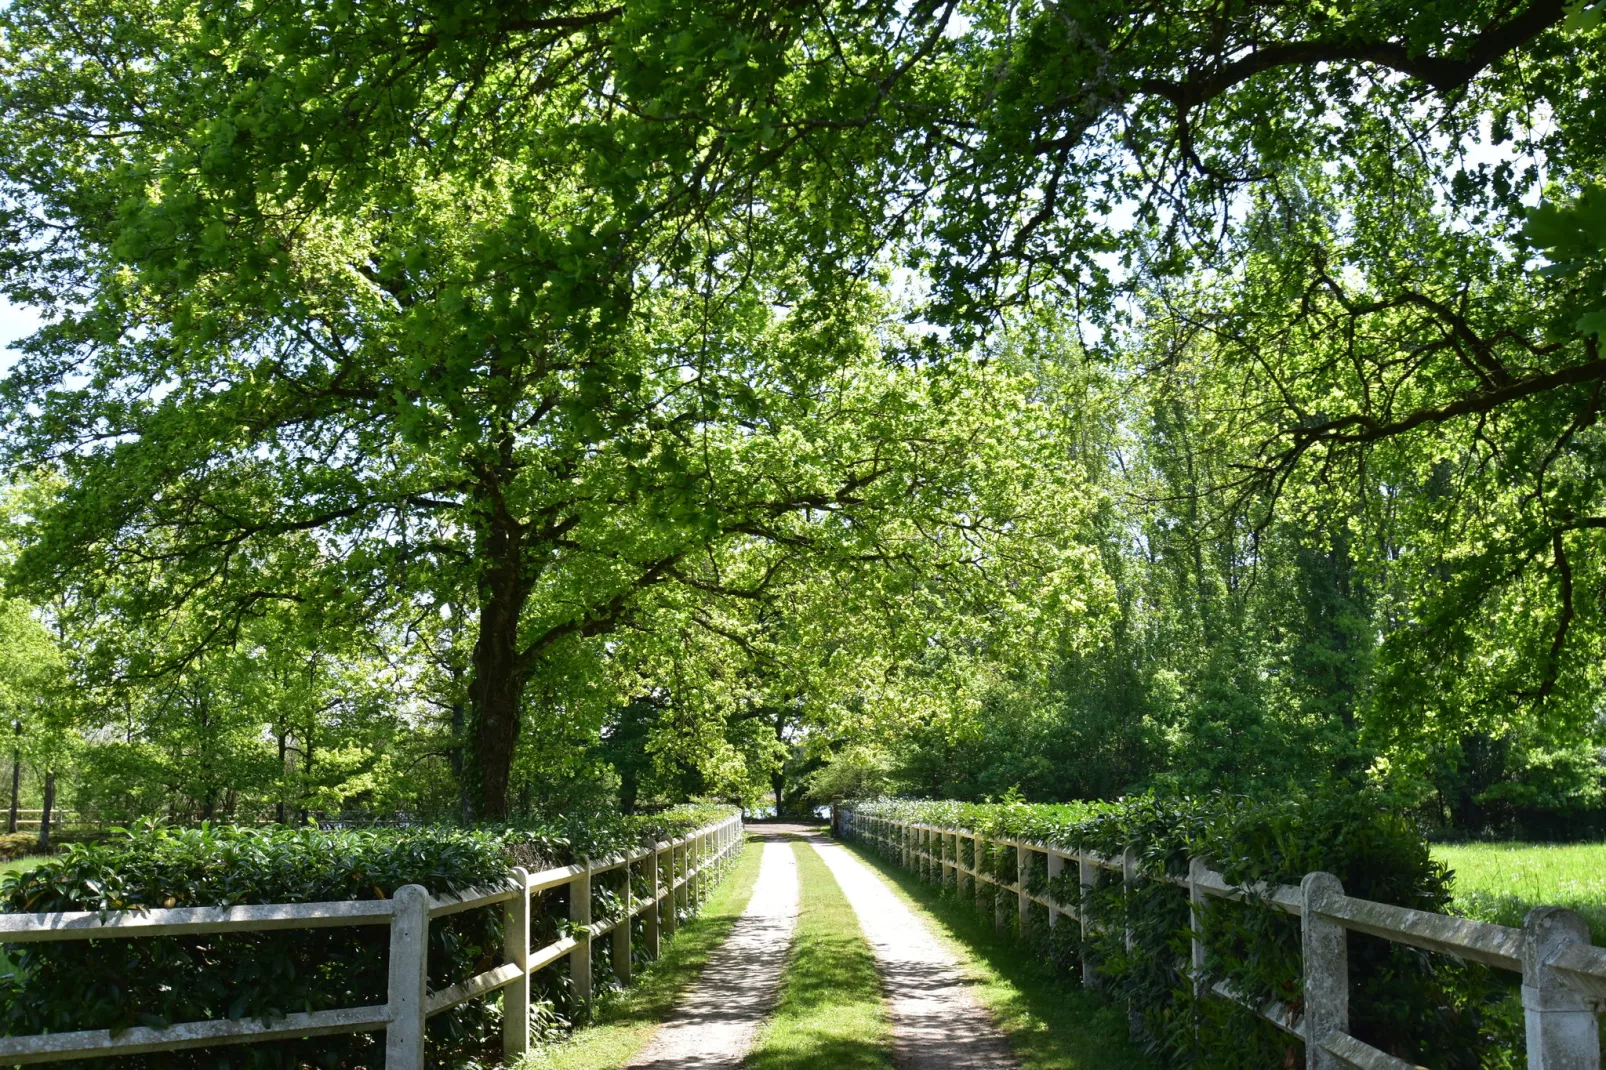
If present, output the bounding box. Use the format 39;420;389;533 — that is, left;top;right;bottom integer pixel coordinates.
0;856;42;978
0;855;44;879
838;840;1156;1070
1434;841;1606;944
746;840;893;1070
515;837;764;1070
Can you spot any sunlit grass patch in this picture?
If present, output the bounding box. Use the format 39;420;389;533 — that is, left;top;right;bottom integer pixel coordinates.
1434;841;1606;944
0;855;43;879
746;840;893;1070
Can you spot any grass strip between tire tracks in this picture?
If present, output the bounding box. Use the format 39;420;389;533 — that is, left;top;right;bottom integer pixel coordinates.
746;838;894;1070
517;835;764;1070
838;839;1157;1070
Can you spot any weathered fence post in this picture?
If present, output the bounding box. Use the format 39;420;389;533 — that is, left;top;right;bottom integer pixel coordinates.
1018;844;1031;929
645;844;662;957
385;884;429;1070
948;831;959;891
613;859;633;985
663;842;679;937
503;868;531;1060
690;834;702;905
1187;858;1207;996
1046;850;1063;930
571;862;593;1010
995;839;1010;933
1079;852;1096;987
1122;846;1140;1039
1301;871;1348;1070
1522;907;1602;1070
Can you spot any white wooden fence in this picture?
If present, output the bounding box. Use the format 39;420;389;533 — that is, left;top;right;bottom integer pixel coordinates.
837;808;1606;1070
0;812;743;1068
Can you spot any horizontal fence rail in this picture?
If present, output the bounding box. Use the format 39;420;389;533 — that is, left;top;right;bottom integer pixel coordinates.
835;807;1606;1070
0;813;744;1068
3;810;74;832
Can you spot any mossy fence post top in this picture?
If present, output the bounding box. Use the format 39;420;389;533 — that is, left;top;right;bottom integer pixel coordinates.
0;811;745;1067
835;803;1606;1070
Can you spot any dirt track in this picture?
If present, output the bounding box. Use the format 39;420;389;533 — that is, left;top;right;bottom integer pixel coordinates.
623;829;800;1069
626;824;1015;1070
809;832;1018;1070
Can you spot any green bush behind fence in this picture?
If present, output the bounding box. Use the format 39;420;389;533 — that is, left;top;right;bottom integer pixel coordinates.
0;803;735;1069
841;793;1522;1069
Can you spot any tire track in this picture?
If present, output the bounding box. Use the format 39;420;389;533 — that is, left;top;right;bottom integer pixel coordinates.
624;831;800;1069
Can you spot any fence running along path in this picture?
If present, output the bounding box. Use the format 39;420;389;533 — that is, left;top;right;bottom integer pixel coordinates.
835;807;1606;1070
0;813;744;1068
4;810;73;833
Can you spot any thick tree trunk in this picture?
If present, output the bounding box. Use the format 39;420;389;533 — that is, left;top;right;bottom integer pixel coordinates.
468;540;529;821
7;745;18;835
276;730;288;824
36;771;54;853
771;710;788;818
447;701;473;823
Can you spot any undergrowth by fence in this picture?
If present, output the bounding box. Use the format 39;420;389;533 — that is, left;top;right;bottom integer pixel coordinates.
836;794;1606;1070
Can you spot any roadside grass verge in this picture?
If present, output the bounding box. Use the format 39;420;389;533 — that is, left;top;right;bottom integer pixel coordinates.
1434;841;1606;944
746;840;893;1070
516;837;763;1070
838;840;1157;1070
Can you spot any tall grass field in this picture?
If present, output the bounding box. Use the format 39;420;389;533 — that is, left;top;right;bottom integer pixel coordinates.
1434;841;1606;944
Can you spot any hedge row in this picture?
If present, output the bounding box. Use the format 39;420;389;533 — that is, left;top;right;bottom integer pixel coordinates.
0;833;33;863
0;803;738;1070
843;793;1521;1069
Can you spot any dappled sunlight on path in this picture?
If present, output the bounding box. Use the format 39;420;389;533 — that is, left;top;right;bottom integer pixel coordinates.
809;833;1018;1070
623;829;801;1069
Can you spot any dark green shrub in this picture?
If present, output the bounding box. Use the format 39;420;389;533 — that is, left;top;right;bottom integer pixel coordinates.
0;804;735;1069
0;833;33;862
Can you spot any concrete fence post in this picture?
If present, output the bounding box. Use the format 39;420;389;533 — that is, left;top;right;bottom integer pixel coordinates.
571;863;593;1010
1122;846;1140;1039
1187;858;1207;997
613;859;633;986
1046;850;1064;929
1121;847;1137;955
503;868;531;1060
645;845;661;957
663;843;679;937
1018;844;1031;930
995;839;1010;933
385;884;429;1070
690;834;702;905
1300;871;1348;1070
1523;907;1602;1070
702;830;710;890
1079;852;1096;987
